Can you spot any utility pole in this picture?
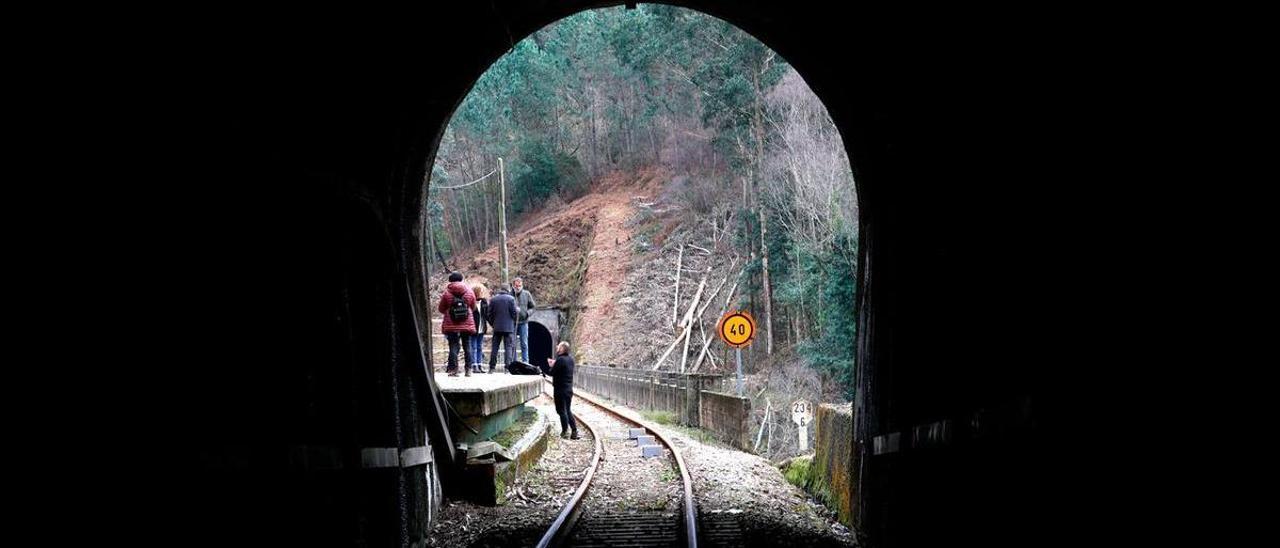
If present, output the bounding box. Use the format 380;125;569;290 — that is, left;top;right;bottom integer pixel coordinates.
498;157;510;285
427;215;437;279
759;208;773;355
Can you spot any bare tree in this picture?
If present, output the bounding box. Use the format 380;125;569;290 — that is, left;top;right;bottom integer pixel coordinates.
762;69;859;263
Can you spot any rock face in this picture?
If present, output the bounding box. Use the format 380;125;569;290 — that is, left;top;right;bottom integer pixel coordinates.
813;403;855;528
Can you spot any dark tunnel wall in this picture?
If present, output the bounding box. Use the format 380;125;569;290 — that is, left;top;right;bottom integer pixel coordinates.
159;2;1093;546
528;321;554;368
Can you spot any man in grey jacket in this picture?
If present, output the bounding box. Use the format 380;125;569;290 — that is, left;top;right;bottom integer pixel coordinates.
512;277;537;363
485;284;519;373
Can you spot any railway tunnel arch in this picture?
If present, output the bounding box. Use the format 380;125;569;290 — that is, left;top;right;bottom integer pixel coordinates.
527;321;553;367
177;3;1065;547
412;5;875;544
526;308;562;368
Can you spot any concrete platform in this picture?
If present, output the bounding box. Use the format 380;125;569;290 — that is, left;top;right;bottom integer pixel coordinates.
450;405;556;506
437;375;555;506
494;404;558;504
436;373;544;445
436;373;543;416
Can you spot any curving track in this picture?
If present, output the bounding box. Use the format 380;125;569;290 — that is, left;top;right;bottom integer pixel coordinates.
536;380;699;548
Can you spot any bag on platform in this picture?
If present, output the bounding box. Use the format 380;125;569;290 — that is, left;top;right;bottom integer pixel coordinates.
506;360;540;375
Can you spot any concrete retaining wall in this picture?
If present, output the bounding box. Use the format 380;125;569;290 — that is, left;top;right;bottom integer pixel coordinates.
493;406;555;505
575;366;752;451
813;403;855;527
699;390;752;451
574;366;690;418
455;407;554;506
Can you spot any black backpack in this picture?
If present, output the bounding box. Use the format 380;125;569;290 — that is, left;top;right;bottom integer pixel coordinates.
449;293;470;322
506;360;541;376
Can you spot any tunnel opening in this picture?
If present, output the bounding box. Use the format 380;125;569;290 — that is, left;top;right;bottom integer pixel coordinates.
527;320;554;367
424;3;859;387
421;5;863;546
163;1;1070;546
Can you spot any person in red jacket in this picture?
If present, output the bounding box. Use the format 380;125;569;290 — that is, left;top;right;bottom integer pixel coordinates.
437;271;477;377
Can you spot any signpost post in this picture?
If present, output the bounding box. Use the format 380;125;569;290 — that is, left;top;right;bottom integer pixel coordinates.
498;157;509;285
791;400;813;451
717;311;756;396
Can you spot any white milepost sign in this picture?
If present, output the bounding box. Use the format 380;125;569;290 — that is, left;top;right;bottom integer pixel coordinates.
792;400;812;451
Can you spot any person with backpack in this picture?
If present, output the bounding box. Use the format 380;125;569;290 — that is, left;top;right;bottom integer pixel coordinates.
511;277;537;363
485;283;519;374
469;283;490;374
437;271;477;377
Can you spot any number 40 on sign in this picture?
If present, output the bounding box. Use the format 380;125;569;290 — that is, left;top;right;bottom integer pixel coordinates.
716;311;756;348
717;311;756;396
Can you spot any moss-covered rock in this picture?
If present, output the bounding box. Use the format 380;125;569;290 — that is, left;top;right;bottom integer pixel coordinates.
492;407;538;448
779;454;815;489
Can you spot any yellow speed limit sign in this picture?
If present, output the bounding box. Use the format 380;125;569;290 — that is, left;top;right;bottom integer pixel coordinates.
717;310;756;348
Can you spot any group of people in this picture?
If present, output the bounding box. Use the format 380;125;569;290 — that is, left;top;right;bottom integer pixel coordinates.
436;271;578;439
437;272;538;375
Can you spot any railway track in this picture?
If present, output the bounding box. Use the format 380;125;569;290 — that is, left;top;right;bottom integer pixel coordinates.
536;381;699;548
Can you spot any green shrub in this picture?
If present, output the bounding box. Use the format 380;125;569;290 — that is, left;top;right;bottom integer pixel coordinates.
641;410;678;425
781;454;814;489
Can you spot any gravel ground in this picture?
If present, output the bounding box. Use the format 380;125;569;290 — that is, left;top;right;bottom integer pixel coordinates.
428;392;855;547
427;392;686;546
576;389;857;547
572;396;682;516
426;392;684;547
427;396;594;548
652;421;856;546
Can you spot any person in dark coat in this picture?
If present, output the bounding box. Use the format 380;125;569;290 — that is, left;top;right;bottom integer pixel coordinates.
539;341;578;439
437;272;477;377
485;284;519;374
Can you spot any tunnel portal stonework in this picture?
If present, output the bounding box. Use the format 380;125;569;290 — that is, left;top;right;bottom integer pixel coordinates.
174;3;1069;546
527;308;562;368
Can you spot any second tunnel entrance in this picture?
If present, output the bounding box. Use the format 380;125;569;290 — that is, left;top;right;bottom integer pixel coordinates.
526;308;561;367
527;321;553;367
